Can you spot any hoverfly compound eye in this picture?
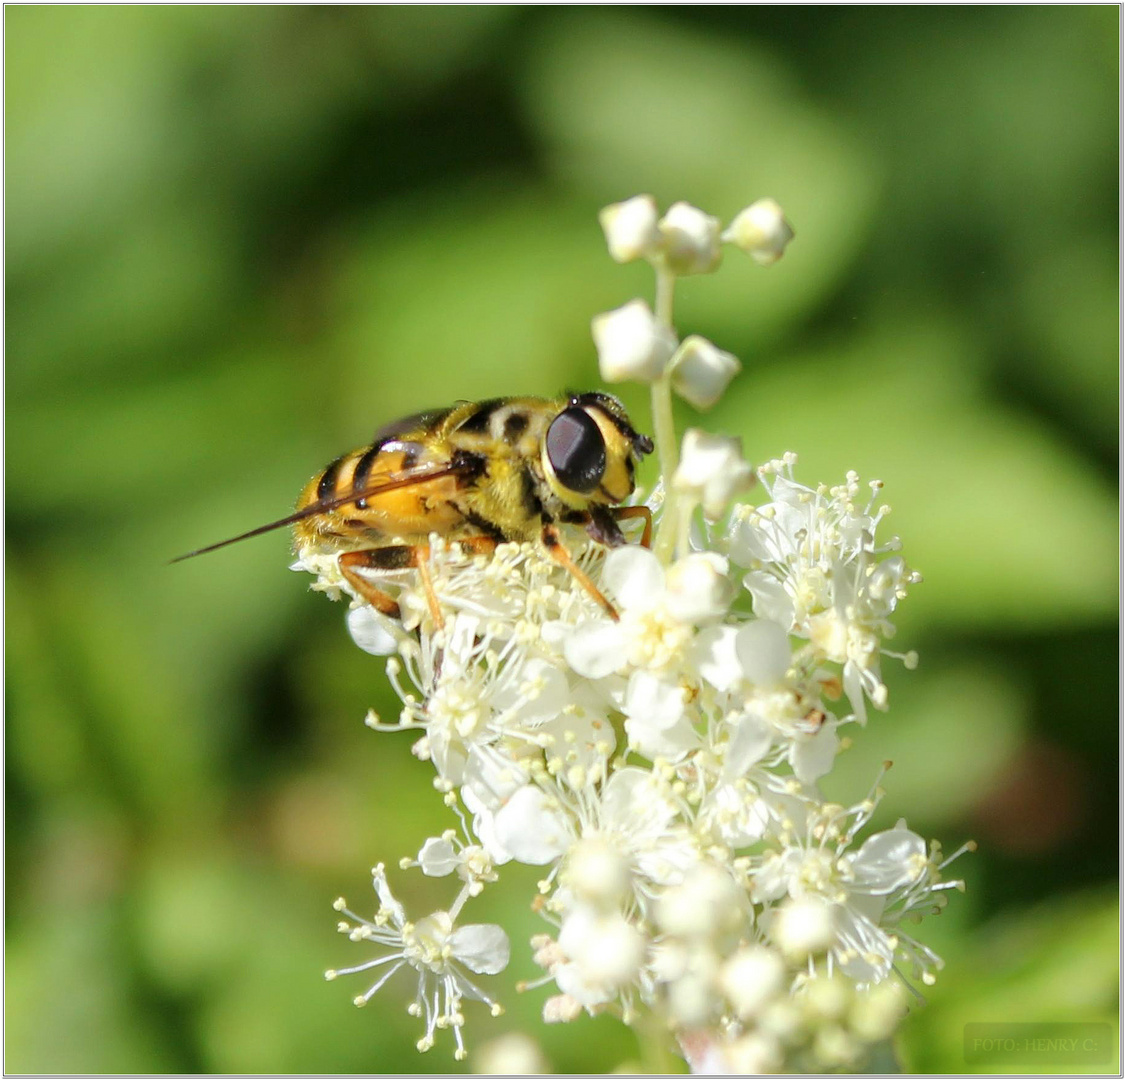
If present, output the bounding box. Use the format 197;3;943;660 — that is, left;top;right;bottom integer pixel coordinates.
546;407;607;494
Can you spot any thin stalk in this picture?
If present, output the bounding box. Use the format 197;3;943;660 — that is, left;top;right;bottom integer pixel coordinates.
651;266;680;564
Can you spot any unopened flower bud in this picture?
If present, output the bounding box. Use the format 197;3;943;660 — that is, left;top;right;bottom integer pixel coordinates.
720;945;786;1019
670;335;742;410
672;429;755;520
772;896;837;961
655;863;746;939
803;973;851;1021
542;994;582;1024
592;299;677;383
564;837;630;908
659;201;722;275
725;1031;784;1074
723;198;794;265
474;1032;549;1075
849;981;907;1042
667;972;716;1027
559;908;644;990
599;194;662;263
665;552;734;624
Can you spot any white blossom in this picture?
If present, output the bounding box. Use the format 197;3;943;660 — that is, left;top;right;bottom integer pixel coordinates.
670;335;742;410
592;298;677;383
305;195;967;1071
724;198;795;265
326;865;508;1060
599;194;662;263
659;201;723;275
673;428;756;520
727;458;921;720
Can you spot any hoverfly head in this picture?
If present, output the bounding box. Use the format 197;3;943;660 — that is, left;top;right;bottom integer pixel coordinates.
543;392;652;506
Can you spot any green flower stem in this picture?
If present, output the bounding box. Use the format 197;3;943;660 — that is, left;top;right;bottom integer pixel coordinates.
651;265;680;564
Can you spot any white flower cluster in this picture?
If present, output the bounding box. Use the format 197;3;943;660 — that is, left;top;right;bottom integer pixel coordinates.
308;196;969;1071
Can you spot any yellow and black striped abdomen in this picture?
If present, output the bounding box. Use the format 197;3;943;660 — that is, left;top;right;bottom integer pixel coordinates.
293;432;467;550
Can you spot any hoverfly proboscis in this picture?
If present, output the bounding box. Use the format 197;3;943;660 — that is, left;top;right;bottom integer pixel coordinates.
174;393;655;626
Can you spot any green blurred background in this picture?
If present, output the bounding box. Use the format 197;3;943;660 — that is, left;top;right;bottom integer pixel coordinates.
5;6;1119;1074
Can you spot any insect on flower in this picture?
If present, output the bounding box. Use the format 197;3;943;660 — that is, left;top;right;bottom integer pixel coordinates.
173;393;655;625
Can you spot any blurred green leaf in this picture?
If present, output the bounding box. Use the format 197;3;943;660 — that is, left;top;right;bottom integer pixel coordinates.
5;904;173;1073
821;661;1025;830
1016;238;1118;447
718;319;1117;627
898;891;1120;1073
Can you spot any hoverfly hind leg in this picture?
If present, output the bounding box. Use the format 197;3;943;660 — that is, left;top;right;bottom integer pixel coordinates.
338;548;412;621
338;537;502;633
338;546;444;630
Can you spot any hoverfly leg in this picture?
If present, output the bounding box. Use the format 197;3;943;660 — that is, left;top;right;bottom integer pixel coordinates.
567;504;654;550
610;505;653;549
540;523;619;622
338;545;445;631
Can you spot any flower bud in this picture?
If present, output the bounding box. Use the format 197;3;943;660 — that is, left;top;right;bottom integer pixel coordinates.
725;1031;784;1074
665;552;734;624
849;981;906;1042
658;201;722;275
772;896;837;961
564;836;630;908
672;429;755;520
474;1033;549;1075
723;198;795;265
592;299;677;383
720;945;787;1019
598;194;662;263
656;864;745;940
559;908;644;990
670;335;741;410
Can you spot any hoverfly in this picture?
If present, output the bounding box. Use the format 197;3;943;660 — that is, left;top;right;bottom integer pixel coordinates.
175;393;655;624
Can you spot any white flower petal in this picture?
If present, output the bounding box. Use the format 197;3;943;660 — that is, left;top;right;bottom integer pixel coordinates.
789;720;839;785
724;713;774;777
692;625;743;692
346;605;399;655
624;670;685;729
461;786;513;866
449;923;511;975
602;545;665;611
564;619;628;679
743;570;797;629
493;786;571;865
417;837;459;877
850;826;927;894
624;713;699;763
735;620;791;686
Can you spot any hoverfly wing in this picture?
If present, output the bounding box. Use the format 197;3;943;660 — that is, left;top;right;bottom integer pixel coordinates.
371;408;451;445
170;461;472;563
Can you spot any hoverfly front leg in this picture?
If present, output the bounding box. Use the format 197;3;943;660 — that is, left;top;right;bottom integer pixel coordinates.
609;505;653;548
563;505;654;551
540;523;620;622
